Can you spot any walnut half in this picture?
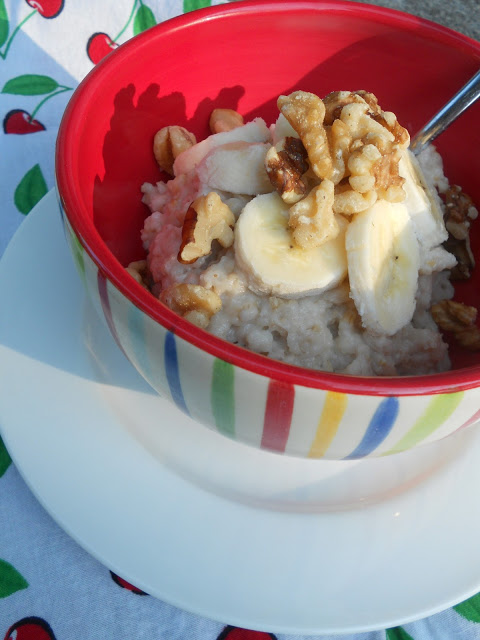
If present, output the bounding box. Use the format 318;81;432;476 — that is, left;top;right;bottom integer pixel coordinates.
125;260;149;289
288;179;338;249
159;283;221;329
431;299;480;351
209;108;244;134
265;136;309;203
178;192;235;264
277;91;332;181
443;184;478;280
153;125;197;175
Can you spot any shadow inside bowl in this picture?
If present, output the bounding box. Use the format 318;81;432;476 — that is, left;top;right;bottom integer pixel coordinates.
92;82;246;267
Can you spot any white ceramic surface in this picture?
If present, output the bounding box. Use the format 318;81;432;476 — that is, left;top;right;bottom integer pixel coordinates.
1;190;480;634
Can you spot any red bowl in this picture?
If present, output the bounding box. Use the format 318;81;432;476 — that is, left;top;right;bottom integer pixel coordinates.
56;0;480;458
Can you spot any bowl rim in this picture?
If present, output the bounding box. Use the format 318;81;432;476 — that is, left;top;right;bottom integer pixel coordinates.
56;0;480;398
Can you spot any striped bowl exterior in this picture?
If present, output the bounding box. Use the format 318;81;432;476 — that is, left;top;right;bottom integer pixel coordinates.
58;196;480;460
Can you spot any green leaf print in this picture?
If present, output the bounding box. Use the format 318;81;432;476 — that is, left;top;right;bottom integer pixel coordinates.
2;74;59;96
386;628;415;640
0;0;8;48
0;435;11;477
183;0;212;12
0;559;28;598
14;165;48;215
133;4;156;35
454;592;480;622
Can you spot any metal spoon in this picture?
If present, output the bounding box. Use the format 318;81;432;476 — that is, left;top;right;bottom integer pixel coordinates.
410;68;480;155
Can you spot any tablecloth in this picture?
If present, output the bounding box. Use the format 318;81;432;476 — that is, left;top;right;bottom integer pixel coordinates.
1;1;480;638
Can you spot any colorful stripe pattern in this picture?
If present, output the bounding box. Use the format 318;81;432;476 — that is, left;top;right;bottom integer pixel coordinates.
59;202;473;460
211;359;235;437
97;272;128;359
261;380;295;453
308;391;347;458
384;392;463;455
164;331;189;415
127;304;152;380
344;397;399;459
95;280;467;458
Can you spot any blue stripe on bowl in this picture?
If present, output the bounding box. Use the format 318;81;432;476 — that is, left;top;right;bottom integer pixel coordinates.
343;396;399;459
164;331;189;415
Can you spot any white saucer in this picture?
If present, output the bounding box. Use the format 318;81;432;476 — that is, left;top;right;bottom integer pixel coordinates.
1;190;480;634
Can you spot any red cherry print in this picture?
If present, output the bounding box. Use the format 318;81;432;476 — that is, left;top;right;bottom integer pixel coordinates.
3;109;46;134
86;32;118;64
4;616;56;640
110;571;148;595
217;627;277;640
25;0;64;19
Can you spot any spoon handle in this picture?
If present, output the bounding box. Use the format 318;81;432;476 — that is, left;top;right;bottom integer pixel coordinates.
410;68;480;154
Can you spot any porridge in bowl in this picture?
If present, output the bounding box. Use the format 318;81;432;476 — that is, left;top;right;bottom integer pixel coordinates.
130;90;478;377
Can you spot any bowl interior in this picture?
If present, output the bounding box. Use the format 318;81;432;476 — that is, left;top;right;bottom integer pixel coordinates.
57;0;480;379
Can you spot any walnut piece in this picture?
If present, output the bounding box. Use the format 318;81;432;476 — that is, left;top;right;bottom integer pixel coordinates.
178;192;235;264
160;283;221;329
153;126;197;175
347;90;410;148
265;136;309;203
209;108;244;134
431;299;480;351
276;90;409;213
444;184;478;240
354;90;382;115
340;102;393;144
371;109;410;148
332;184;377;215
443;235;475;281
323;90;367;126
125;260;149;289
326;118;352;185
445;185;478;221
442;185;478;280
347;144;381;193
338;96;408;204
277;91;333;181
371;148;405;202
288;179;338;249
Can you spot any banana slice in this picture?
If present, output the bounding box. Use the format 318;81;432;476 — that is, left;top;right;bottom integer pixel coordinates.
399;149;447;249
197;142;273;195
173;118;271;177
271;113;299;144
346;200;420;335
235;192;348;298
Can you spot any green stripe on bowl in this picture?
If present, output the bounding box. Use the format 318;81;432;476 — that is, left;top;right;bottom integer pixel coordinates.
385;392;463;454
211;359;235;437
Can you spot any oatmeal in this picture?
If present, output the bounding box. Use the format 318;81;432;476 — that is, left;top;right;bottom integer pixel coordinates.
131;90;478;376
